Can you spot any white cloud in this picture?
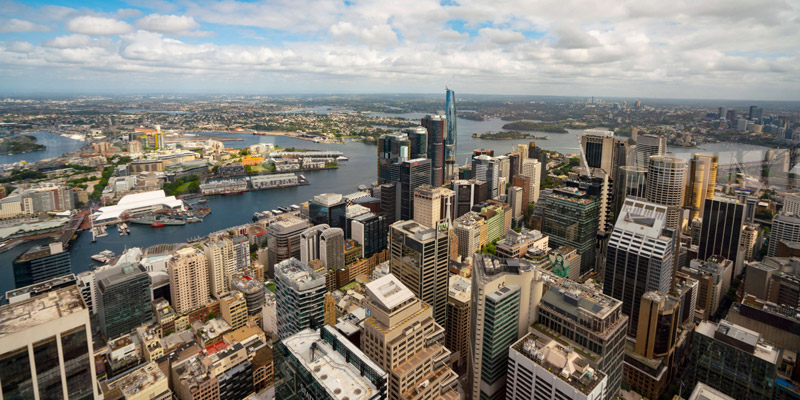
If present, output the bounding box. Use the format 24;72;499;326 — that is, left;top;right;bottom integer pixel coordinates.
135;14;201;34
330;22;398;46
7;41;35;53
67;16;133;36
0;18;50;33
117;9;143;19
478;28;525;44
44;34;111;49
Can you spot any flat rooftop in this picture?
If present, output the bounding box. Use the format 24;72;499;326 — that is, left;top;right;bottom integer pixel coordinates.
283;328;382;400
0;285;86;338
103;362;167;399
512;333;606;394
366;274;415;310
275;258;325;290
688;382;735;400
448;275;471;303
696;320;780;364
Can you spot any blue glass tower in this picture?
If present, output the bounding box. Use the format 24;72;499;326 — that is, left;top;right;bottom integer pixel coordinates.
445;89;457;182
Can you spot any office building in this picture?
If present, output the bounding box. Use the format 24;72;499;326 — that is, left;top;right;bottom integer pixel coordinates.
403;126;428;159
320;227;345;271
784;194;800;215
645;155;687;230
479;203;506;243
169;247;211;315
634;134;666;167
391;158;432;221
511;174;531;206
203;237;238;298
528;141;548;184
495;228;549;259
749;106;764;121
683;256;733;321
545;245;580;281
699;197;745;264
275;258;325;339
230;274;266;316
0;284;99;399
351;212;388;259
769;213;800;257
219;291;248;331
581;129;617;173
446;275;471;371
508;186;524;220
97;263;153;340
728;294;800;353
421;114;446;187
520;158;541;203
507;334;607;400
277;326;387;400
452;179;488;218
686;154;719;220
687;383;736;400
687;320;779;400
101;361;171;400
389;220;450;327
12;242;71;289
472;155;500;199
612;165;647;222
453;211;486;260
540;183;600;275
445;89;458;182
172;342;253;400
299;224;329;265
413;184;454;228
740;223;760;262
266;215;310;275
309;193;347;230
377;132;410;183
604;198;674;336
743;257;800;309
362;275;458;400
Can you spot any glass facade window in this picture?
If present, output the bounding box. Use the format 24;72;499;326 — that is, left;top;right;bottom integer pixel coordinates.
34;336;63;400
0;346;34;400
61;327;94;400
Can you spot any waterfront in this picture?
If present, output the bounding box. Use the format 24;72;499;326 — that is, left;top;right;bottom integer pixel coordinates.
0;118;778;295
0;131;85;164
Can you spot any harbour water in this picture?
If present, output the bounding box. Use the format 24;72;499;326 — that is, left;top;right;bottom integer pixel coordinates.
0;131;86;164
0;116;777;295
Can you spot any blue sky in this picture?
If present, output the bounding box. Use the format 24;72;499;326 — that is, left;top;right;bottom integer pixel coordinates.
0;0;798;99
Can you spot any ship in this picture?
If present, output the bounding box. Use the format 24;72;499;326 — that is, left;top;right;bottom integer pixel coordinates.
336;155;349;161
129;214;186;226
91;250;115;264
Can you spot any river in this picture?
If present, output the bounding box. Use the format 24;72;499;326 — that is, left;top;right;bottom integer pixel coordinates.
0;116;778;295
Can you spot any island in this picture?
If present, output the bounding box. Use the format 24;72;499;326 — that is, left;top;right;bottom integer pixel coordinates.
472;131;548;140
0;135;46;155
500;121;568;133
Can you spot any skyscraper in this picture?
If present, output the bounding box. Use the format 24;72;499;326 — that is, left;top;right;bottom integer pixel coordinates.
362;274;459;400
308;193;347;230
299;224;329;265
204;237;238;298
446;275;471;371
96;263;153;340
169;247;211;315
472;154;500;199
413;184;454;228
421;114;446;187
540;181;601;275
528;141;548;184
12;242;71;289
686;154;718;220
453;211;486;260
350;212;388;259
389;220;450;327
645;155;687;230
274;258;325;339
520;158;541;203
604;198;674;336
402;126;428;159
452;179;488;218
266;215;311;275
613;165;646;219
0;283;99;399
698;197;745;263
445;89;457;182
377;132;409;183
581;129;617;173
319;227;345;271
391;158;432;221
634;134;666;167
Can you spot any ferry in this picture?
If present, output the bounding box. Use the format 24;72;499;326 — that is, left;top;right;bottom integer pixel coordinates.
91;250;115;264
336;155;349;161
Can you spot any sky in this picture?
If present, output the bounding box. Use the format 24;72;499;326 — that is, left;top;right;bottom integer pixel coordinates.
0;0;799;100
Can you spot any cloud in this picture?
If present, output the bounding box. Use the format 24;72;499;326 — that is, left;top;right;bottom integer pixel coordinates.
135;14;201;35
553;26;601;49
478;28;525;44
44;34;111;49
330;22;398;46
7;41;35;53
117;9;143;19
0;18;50;33
67;16;133;36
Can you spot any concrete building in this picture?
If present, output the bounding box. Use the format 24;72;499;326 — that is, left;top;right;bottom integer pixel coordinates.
96;263;153;340
452;179;488;218
169;247;211;315
743;257;800;309
740;223;760;262
687;320;780;400
769;213;800;257
784;194;800;215
413;184;454;228
728;294;800;353
453;211;486;260
634;134;666;168
699;197;745;265
219;291;248;331
101;361;171;400
508;186;524;221
274;258;325;339
511;174;530;208
319;227;345;271
686;383;735;400
361;275;459;400
204;237;238;298
231;274;266;317
613;165;647;220
581;129;619;174
389;220;450;328
507;334;607;400
604;198;674;336
495;228;549;259
277;326;387;400
12;242;71;289
540;182;601;276
266;215;310;275
446;275;471;371
351;212;388;259
682;256;733;320
547;245;581;281
520;158;541;204
645;155;687;230
686;154;718;220
0;284;100;399
473;155;500;199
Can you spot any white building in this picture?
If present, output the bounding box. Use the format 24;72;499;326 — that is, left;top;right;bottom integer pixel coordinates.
94;190;184;222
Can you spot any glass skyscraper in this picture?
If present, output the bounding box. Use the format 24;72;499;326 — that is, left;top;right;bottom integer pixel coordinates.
445;89;457;181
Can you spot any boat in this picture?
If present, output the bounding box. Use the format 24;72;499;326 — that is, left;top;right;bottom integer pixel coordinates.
129;214;186;226
272;209;282;215
336;155;349;161
151;222;164;227
91;250;115;264
222;191;244;196
187;216;202;223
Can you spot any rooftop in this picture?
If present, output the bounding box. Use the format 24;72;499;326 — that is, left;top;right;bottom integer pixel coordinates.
103;362;168;399
614;198;669;238
448;275;471;303
688;382;736;400
696;320;780;364
275;258;326;291
6;273;77;304
512;333;606;394
365;274;415;310
0;285;86;338
283;328;384;400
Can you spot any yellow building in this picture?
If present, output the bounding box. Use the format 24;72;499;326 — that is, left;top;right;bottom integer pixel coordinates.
241;156;264;166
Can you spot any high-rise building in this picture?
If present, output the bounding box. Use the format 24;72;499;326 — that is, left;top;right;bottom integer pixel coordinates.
682;256;733;321
445;89;458;182
685;154;718;220
472;155;500;199
231;274;266;316
391;158;432;221
300;224;329;265
604;198;674;336
508;186;524;221
495;228;549;259
377;132;409;183
219;291;248;331
528;141;548;184
520;158;541;203
479;203;506;243
319;227;345;271
446;275;471;371
169;247;211;315
379;182;399;224
740;222;760;262
634;134;666;168
768;212;800;257
96;263;153;340
687;320;779;400
749;106;764;121
361;275;459;400
453;211;486;260
413;184;454;228
266;215;310;275
389;220;450;327
402;126;428;159
540;182;601;275
613;165;646;219
784;193;800;215
421;114;446;187
0;284;99;399
452;179;488;218
581;129;617;173
351;212;388;259
277;326;387;400
172;342;253;400
511;174;531;206
507;334;608;400
204;237;238;298
274;258;325;339
12;242;71;289
698;197;745;264
309;193;347;230
645;155;687;230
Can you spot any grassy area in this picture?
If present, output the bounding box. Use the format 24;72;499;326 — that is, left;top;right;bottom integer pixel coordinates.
266;283;276;293
340;281;359;291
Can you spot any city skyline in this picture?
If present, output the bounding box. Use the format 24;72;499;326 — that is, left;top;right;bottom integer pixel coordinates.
0;0;798;100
